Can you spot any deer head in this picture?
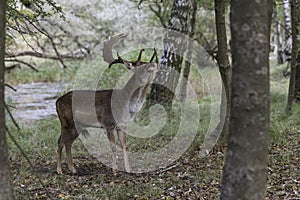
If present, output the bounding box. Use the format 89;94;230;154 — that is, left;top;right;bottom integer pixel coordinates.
103;33;158;86
103;33;158;68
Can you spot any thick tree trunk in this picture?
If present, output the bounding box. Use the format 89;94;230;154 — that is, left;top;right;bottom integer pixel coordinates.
220;0;272;199
214;0;231;136
0;0;14;199
147;0;192;111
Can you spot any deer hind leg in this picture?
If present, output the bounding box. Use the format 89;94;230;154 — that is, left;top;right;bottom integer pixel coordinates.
117;128;130;173
57;125;79;174
106;128;117;175
57;134;64;174
65;127;79;174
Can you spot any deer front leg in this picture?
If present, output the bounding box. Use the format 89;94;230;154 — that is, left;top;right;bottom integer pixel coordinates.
106;128;117;175
117;128;130;173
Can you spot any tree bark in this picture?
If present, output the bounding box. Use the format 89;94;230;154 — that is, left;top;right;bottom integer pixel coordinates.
282;0;292;63
147;0;192;111
220;0;272;199
178;0;197;103
286;0;299;111
0;0;14;199
273;3;283;65
293;0;300;102
214;0;231;136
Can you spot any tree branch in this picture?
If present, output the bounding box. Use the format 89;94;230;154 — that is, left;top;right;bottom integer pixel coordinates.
4;84;17;92
5;59;38;71
5;103;20;130
6;50;86;60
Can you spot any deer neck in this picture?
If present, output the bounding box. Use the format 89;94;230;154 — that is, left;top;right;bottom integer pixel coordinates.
110;74;150;127
120;75;149;113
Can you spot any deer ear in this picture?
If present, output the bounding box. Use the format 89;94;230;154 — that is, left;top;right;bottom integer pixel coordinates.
123;61;135;70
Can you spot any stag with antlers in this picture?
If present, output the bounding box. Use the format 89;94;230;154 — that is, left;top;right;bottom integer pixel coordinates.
56;33;158;175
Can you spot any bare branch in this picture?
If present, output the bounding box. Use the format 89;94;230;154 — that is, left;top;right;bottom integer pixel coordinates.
6;50;86;60
5;59;39;71
5;103;20;130
149;4;167;28
34;21;68;68
4;84;17;92
5;63;21;72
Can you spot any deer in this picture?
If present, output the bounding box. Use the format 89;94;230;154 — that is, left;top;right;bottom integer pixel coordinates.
56;33;158;175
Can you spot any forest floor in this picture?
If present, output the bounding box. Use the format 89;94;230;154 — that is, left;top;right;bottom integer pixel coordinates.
9;128;299;199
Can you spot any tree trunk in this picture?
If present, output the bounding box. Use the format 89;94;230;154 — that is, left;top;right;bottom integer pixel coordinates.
220;0;272;199
293;0;300;102
286;0;299;112
214;0;231;136
273;3;283;65
147;0;192;111
281;17;287;66
282;0;292;63
0;0;14;199
178;0;197;103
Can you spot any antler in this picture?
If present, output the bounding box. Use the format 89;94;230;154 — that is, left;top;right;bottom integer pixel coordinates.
102;33;127;67
149;48;158;63
103;34;158;69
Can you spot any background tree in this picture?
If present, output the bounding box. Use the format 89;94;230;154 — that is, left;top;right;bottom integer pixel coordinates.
220;0;272;199
0;0;14;199
6;0;71;69
286;0;300;111
214;0;231;136
272;2;283;64
5;0;116;70
282;0;292;64
178;0;197;103
292;0;300;102
147;0;192;111
147;1;217;60
148;0;172;28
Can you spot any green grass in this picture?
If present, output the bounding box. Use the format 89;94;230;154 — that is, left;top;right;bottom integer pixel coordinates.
7;117;86;160
269;64;300;144
5;60;78;85
8;118;59;157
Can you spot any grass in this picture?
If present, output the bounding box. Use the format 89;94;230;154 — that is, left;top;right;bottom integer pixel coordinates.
269;63;300;144
5;58;300;199
5;60;78;85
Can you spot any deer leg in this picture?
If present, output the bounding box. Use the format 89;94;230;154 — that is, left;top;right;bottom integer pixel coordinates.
106;128;117;175
117;129;130;173
57;134;64;174
65;127;79;174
